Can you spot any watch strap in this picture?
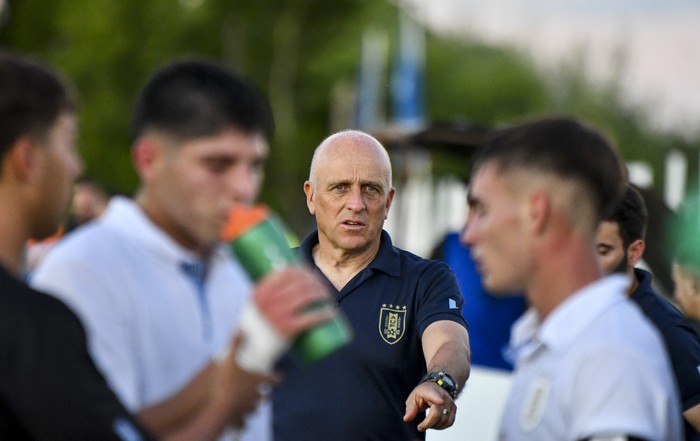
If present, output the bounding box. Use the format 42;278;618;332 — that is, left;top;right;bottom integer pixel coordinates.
421;370;458;398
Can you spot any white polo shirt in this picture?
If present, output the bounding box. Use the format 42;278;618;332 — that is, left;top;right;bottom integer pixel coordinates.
32;197;268;441
499;274;683;441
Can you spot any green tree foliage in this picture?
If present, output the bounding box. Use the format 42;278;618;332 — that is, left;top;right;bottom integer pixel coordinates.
425;37;548;125
1;0;697;236
0;0;391;234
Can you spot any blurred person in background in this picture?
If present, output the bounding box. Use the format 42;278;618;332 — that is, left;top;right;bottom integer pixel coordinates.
0;51;156;440
673;261;700;335
273;130;471;441
462;116;682;440
25;177;110;275
66;177;109;231
32;58;334;441
670;184;700;338
431;232;527;371
595;183;700;440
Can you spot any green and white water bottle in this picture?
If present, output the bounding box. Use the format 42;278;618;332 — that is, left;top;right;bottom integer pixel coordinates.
223;205;353;364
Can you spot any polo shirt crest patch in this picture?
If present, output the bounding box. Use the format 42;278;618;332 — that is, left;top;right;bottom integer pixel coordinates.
379;304;407;344
519;376;550;432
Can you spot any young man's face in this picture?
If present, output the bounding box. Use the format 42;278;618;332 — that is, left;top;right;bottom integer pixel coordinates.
595;220;629;275
461;164;533;294
71;182;107;225
139;129;268;253
34;112;83;238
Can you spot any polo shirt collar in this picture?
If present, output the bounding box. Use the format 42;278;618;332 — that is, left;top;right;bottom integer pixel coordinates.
299;229;401;278
510;274;629;361
369;230;401;277
631;267;653;299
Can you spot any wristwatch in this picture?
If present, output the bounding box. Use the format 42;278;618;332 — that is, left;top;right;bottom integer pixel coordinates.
421;371;458;399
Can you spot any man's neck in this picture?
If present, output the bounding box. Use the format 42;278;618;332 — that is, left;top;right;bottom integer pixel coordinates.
526;233;604;320
0;202;29;277
311;240;380;291
626;268;639;297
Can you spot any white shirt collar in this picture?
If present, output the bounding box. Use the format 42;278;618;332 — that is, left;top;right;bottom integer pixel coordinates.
509;274;629;362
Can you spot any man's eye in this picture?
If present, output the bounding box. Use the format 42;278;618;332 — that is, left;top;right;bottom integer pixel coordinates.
206;160;230;173
252;160;265;173
471;206;484;218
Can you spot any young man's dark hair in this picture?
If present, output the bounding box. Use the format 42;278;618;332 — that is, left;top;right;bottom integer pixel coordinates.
0;53;75;159
476;116;627;222
606;184;648;248
131;59;274;142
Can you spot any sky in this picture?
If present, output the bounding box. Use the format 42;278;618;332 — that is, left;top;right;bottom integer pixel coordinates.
405;0;700;134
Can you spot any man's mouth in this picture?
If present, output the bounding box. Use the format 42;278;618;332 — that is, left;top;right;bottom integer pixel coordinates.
342;220;365;227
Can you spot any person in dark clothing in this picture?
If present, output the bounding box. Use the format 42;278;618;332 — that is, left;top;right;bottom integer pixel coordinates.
273;130;471;441
0;52;155;441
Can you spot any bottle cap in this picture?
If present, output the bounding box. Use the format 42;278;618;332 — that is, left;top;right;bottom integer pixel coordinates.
221;205;269;242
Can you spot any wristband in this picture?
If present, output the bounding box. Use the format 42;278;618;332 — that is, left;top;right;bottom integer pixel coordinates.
235;302;290;373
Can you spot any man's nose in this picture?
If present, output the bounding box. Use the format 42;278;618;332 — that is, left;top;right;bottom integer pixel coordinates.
345;186;366;211
229;166;259;204
460;220;476;246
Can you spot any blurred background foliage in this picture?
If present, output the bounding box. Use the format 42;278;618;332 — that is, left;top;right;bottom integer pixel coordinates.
1;0;697;237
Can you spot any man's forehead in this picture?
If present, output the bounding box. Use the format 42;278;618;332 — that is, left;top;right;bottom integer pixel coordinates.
598;220;622;237
185;131;268;155
318;166;385;184
469;164;505;194
317;150;387;174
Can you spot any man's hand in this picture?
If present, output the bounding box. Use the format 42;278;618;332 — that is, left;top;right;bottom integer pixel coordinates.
404;319;469;433
403;381;457;432
157;336;276;441
254;266;335;338
236;266;336;373
213;336;275;427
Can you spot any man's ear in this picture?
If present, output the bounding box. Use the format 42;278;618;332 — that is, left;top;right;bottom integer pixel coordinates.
7;136;40;183
385;187;395;213
529;191;550;234
132;138;160;180
627;238;645;267
303;181;316;215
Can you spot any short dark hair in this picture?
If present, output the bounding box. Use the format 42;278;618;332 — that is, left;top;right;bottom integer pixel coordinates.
0;52;75;160
606;184;648;247
472;116;626;222
131;58;274;142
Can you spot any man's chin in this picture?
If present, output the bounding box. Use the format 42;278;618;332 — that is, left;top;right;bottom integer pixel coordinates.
338;238;372;253
483;278;521;297
32;222;63;241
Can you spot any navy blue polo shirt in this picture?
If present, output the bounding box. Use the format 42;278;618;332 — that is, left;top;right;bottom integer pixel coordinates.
631;268;700;441
272;230;467;441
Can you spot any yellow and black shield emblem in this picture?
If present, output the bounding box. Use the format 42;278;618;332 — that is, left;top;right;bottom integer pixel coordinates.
379;304;407;344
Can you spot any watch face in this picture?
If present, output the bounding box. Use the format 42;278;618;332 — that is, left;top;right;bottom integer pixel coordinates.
441;376;455;388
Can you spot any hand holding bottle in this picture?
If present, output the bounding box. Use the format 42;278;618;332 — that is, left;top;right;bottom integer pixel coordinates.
222;205;352;373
